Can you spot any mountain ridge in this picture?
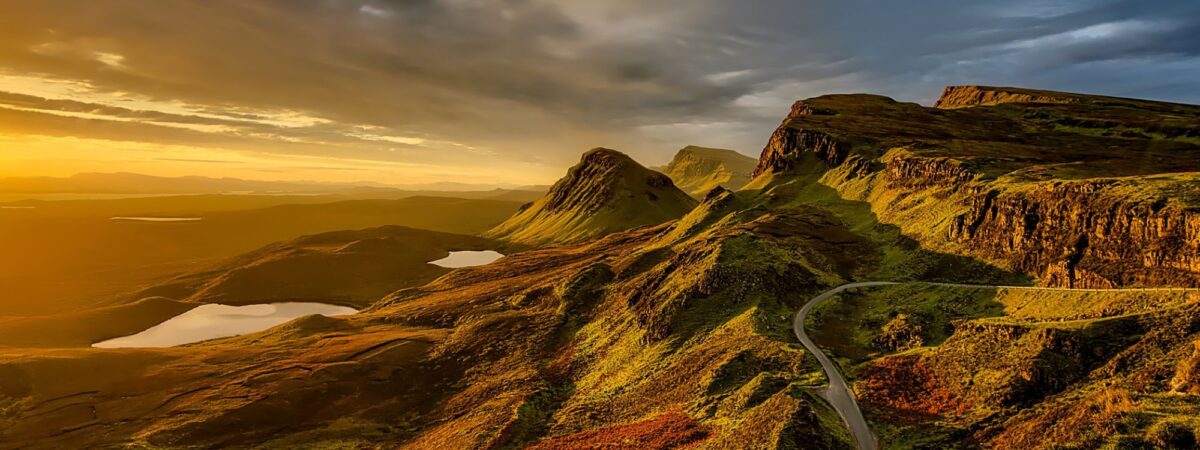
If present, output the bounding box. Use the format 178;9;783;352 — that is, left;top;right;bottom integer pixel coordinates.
750;86;1200;288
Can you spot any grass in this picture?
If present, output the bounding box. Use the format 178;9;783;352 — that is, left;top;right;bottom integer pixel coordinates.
801;282;1200;449
807;284;1004;365
486;148;697;246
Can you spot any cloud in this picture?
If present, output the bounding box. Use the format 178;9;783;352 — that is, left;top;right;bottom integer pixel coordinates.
0;0;1197;181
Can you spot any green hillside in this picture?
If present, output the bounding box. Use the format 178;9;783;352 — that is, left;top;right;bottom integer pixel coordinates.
659;145;757;197
486;148;698;246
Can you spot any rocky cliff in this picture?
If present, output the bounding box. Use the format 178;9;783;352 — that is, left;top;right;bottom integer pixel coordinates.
933;85;1082;109
752;87;1200;287
486;148;698;246
659;146;757;197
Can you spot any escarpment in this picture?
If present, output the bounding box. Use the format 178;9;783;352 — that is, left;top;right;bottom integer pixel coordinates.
949;181;1200;288
752;87;1200;287
933;85;1082;109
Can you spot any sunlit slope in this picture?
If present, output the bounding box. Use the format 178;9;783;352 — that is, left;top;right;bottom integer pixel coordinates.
486;148;697;246
5;86;1200;449
659;145;757;197
0;189;862;448
0;196;523;316
808;283;1200;449
0;173;1031;447
748;86;1200;288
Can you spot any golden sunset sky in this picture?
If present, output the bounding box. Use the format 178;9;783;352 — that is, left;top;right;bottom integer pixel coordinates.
2;1;1198;186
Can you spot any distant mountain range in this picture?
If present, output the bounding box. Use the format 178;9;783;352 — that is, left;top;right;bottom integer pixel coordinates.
0;172;548;195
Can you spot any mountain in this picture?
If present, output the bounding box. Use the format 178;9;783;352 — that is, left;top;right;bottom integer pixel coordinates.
742;86;1200;447
750;85;1200;288
4;87;1200;449
485;148;698;246
1;180;881;448
659;145;757;197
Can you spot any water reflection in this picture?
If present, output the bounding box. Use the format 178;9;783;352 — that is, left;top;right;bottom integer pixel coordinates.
428;250;504;268
93;302;357;348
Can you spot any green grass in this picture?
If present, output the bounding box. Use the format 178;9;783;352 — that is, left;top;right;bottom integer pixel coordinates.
807;284;1004;365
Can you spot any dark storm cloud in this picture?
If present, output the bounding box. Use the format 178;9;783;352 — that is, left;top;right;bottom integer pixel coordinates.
1;0;1198;172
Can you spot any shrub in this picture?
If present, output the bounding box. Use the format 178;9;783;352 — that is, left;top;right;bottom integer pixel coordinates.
875;314;925;352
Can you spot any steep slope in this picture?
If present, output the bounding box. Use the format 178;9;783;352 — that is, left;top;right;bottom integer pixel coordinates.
486;148;698;246
749;86;1200;288
659;145;757;197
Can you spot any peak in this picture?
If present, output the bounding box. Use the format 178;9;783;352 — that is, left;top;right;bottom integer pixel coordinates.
662;146;757;197
582;147;632;161
676;145;742;157
571;148;653;182
485;147;697;246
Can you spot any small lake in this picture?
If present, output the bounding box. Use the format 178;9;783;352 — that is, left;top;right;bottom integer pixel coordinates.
92;302;357;348
428;250;505;268
109;216;203;223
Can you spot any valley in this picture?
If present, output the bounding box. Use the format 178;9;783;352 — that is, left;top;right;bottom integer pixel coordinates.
0;193;531;316
2;86;1199;449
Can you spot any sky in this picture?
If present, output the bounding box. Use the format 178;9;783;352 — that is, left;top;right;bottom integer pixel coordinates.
1;0;1199;186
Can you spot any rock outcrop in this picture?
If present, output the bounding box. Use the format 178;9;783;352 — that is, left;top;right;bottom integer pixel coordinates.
933;85;1082;109
486;148;698;246
752;87;1200;287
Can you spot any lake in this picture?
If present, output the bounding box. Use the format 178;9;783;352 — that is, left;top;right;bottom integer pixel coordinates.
429;250;505;268
92;302;357;348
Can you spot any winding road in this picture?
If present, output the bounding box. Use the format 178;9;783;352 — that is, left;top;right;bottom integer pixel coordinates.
793;282;896;450
792;281;1199;450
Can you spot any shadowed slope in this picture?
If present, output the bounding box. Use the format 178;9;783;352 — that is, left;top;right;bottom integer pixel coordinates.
135;225;505;308
0;226;505;348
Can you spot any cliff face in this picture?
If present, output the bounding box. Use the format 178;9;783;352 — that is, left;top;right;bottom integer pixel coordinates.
660;146;757;197
753;86;1200;287
486;148;698;246
933;85;1082;109
947;180;1200;288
